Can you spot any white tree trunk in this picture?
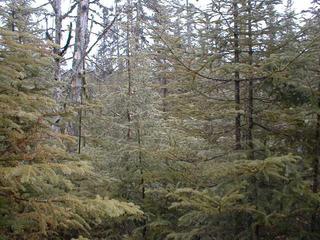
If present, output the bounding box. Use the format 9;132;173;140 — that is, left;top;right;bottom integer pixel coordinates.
51;0;63;132
70;0;89;151
72;0;89;103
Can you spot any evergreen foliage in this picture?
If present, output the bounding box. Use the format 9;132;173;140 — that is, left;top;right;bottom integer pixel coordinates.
0;23;141;240
1;0;320;239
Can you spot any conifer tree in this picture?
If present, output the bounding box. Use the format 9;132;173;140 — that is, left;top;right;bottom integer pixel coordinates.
0;3;142;239
2;0;320;239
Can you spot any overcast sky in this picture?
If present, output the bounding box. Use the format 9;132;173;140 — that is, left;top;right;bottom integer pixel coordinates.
36;0;314;25
188;0;312;12
37;0;313;13
292;1;312;12
35;0;314;68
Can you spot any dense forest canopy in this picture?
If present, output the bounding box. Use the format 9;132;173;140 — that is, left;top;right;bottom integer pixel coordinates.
0;0;320;239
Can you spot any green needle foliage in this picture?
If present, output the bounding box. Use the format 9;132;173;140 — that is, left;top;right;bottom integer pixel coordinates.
1;0;320;239
0;27;142;240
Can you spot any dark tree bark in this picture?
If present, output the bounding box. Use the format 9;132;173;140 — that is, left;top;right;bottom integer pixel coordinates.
247;0;254;160
233;0;241;150
311;58;320;232
126;0;133;140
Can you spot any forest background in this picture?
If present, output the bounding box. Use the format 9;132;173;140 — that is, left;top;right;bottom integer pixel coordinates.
1;0;320;240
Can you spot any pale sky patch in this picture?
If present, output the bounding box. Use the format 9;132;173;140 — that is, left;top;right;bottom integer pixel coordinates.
32;0;315;69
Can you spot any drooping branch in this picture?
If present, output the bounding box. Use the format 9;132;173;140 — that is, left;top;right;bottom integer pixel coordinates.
60;23;73;56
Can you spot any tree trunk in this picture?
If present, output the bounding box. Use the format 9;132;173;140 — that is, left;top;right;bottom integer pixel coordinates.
186;0;191;47
53;0;62;82
71;0;89;153
137;127;146;239
313;84;320;188
311;59;320;232
126;0;132;140
115;1;123;71
153;3;168;112
233;0;241;150
51;0;63;133
247;0;254;160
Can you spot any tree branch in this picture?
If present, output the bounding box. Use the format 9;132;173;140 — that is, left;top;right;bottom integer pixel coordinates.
85;12;120;57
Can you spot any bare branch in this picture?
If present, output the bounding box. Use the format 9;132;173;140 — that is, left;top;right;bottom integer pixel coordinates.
62;2;78;19
85;12;120;57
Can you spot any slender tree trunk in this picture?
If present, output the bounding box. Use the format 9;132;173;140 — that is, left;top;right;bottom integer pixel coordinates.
153;4;168;112
51;0;63;132
246;2;259;239
71;0;89;152
137;127;146;239
311;58;320;232
53;0;62;82
126;0;132;140
11;10;15;32
233;0;241;150
162;77;168;112
115;1;122;71
186;0;191;47
313;87;320;188
134;0;142;51
137;128;145;200
247;0;254;160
